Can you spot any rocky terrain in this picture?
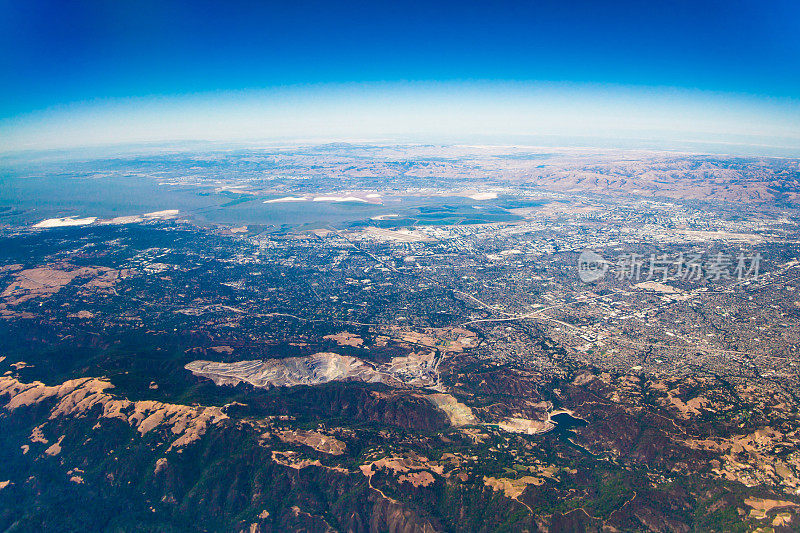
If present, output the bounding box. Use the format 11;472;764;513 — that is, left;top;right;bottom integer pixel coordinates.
186;350;441;390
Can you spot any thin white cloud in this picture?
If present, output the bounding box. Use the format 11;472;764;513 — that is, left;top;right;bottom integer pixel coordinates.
1;81;799;153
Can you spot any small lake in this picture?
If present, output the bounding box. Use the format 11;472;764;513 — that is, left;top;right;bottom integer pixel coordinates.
549;412;597;457
550;412;588;431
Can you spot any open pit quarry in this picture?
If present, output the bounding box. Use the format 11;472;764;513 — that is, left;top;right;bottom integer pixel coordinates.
185;350;440;390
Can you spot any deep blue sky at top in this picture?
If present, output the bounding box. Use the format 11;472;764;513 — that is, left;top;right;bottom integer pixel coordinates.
1;0;799;120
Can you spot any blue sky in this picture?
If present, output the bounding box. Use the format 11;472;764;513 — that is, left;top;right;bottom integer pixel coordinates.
2;0;799;151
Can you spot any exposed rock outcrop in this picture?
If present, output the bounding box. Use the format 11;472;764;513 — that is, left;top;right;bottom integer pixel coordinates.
0;375;228;451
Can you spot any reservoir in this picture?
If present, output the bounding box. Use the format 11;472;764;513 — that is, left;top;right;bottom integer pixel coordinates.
549;411;596;457
550;412;588;431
